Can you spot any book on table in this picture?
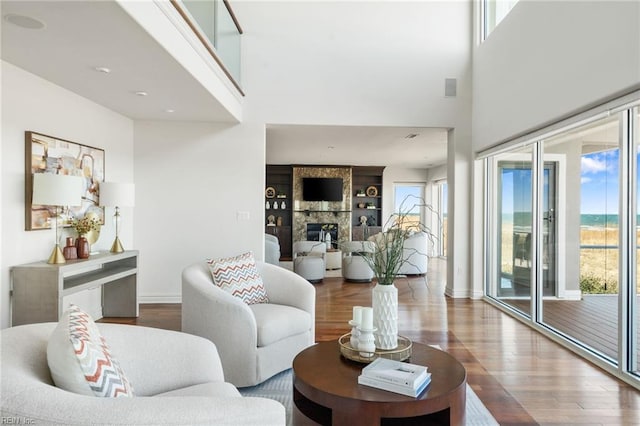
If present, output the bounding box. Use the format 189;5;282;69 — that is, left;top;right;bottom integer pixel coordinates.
358;358;431;397
357;373;432;398
361;357;428;387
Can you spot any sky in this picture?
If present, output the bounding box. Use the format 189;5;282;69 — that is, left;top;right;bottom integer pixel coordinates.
579;150;621;214
501;149;639;216
394;185;423;214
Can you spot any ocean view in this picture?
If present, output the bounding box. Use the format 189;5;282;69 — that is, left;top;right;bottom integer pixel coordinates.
502;213;640;228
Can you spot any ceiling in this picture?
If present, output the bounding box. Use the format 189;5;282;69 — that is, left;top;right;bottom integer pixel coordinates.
1;1;449;168
1;0;236;122
267;124;448;168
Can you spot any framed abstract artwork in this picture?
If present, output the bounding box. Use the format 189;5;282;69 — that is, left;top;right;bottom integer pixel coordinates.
25;131;105;231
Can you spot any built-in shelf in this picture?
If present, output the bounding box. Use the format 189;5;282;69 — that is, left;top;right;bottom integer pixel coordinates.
352;166;384;230
266;165;293;259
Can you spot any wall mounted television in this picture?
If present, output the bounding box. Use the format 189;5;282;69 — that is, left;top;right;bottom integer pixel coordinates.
302;177;343;201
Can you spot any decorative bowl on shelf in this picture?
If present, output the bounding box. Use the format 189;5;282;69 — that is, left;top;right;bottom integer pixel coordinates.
338;333;412;363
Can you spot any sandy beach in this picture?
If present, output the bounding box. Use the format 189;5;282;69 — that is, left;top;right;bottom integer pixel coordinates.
500;226;640;293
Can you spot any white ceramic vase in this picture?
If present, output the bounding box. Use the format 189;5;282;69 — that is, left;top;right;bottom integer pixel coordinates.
372;283;398;349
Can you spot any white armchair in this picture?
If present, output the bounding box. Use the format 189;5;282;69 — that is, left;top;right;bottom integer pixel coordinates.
182;261;315;387
342;241;375;282
1;323;285;425
292;241;326;283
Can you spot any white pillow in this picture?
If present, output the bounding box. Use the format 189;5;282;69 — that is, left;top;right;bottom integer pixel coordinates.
208;251;269;305
47;305;134;397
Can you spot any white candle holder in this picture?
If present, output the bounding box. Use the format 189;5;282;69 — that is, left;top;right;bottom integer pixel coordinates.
348;320;360;348
357;327;376;358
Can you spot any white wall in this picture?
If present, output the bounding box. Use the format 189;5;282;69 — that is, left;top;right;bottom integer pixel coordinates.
473;0;640;151
133;121;265;302
1;61;134;328
239;1;471;129
132;1;474;301
427;165;447;183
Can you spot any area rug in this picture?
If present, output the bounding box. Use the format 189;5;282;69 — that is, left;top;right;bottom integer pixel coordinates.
239;368;498;426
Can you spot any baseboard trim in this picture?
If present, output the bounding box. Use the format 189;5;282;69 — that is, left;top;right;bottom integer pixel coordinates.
445;286;470;298
139;295;182;304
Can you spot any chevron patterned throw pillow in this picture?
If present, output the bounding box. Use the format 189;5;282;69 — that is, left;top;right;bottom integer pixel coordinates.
47;305;134;397
208;251;269;305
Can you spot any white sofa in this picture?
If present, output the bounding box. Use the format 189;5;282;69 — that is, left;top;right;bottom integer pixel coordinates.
182;260;315;387
367;230;429;277
0;322;285;425
398;231;429;275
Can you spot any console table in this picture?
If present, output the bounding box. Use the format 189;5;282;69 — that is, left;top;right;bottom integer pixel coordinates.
10;250;139;326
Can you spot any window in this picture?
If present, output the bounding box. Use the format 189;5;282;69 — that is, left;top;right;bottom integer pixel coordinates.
483;0;519;40
394;184;425;232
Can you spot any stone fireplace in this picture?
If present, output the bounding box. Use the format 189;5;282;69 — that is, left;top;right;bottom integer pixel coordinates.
306;223;338;248
292;166;352;244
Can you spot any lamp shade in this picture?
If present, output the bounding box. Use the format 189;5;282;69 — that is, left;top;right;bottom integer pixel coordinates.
99;182;135;207
32;173;83;207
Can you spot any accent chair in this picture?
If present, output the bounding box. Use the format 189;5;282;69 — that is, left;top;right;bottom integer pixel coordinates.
182;260;315;387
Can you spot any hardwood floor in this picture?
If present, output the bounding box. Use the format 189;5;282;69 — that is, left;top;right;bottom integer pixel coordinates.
101;259;640;425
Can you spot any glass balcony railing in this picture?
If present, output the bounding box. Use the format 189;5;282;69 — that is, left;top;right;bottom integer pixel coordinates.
173;0;243;94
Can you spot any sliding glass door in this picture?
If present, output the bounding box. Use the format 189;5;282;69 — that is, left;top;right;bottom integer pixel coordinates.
483;96;640;387
488;148;533;316
540;115;621;362
633;108;639;374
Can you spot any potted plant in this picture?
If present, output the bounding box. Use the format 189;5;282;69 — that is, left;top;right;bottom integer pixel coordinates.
70;215;100;259
359;195;437;349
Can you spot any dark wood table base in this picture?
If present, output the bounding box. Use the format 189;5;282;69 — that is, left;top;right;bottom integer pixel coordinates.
293;341;467;426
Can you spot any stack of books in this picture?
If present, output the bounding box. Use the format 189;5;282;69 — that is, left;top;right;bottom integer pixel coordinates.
357;357;431;397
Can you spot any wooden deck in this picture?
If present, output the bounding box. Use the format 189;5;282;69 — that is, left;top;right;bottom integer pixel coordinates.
506;295;623;361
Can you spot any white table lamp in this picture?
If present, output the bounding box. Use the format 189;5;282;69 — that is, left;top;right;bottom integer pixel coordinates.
32;173;83;264
99;182;135;253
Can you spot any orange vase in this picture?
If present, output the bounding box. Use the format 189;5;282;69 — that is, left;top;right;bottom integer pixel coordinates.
63;237;77;260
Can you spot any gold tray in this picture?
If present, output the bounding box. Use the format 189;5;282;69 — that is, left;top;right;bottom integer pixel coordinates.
338;333;412;363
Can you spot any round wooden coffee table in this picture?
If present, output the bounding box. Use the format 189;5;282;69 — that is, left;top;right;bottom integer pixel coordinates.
292;340;466;425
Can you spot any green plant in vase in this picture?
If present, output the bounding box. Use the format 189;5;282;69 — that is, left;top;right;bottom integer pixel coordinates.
358;195;438;349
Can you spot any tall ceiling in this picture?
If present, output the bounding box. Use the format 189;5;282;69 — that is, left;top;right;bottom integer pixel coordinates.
1;0;449;168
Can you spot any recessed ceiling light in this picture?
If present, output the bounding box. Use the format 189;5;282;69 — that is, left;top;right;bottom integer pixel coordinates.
134;91;148;97
94;66;111;74
4;14;45;30
165;109;175;113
